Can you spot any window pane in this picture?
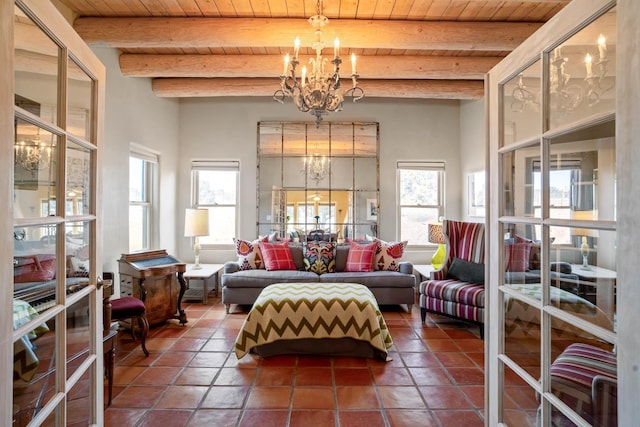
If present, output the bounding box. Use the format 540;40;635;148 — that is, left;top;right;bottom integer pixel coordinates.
199;207;236;245
66;142;91;216
129;204;148;251
400;207;438;245
197;170;237;205
14;6;59;128
129;157;145;202
67;57;93;142
14;122;58;219
399;169;439;205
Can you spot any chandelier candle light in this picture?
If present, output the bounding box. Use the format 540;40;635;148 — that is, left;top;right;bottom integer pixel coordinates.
273;0;364;126
184;208;210;269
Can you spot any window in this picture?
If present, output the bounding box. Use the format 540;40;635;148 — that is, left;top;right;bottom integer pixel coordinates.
129;146;158;251
191;160;239;246
397;161;445;245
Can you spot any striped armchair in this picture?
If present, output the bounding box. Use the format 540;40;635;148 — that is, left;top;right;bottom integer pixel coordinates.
546;343;617;426
419;220;486;337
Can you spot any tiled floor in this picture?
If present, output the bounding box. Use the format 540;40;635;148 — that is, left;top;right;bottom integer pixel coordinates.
104;297;493;427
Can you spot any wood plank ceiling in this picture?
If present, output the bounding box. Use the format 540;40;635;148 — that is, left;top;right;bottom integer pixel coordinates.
54;0;570;100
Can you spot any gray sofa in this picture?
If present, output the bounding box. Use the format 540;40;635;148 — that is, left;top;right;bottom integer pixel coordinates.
221;244;416;313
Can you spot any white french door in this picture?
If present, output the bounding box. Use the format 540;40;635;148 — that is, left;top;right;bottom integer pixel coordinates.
2;0;106;425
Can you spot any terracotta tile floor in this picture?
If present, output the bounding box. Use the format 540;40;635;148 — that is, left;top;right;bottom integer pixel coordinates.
102;297;502;427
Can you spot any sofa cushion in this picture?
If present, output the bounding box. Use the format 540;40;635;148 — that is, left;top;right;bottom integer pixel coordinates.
447;257;485;285
288;243;305;270
321;271;416;288
222;269;320;288
259;241;297;271
373;239;407;272
344;241;377;272
334;244;350;271
303;241;336;274
235;238;263;270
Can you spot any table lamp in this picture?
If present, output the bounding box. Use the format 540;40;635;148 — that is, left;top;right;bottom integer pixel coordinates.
571;210;597;270
184;208;209;269
428;222;446;270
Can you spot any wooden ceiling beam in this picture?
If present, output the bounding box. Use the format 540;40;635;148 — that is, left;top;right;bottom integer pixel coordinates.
74;17;541;51
119;54;501;80
151;78;484;99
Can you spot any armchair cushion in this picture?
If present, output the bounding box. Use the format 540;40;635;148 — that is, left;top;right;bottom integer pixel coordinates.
447;258;485;284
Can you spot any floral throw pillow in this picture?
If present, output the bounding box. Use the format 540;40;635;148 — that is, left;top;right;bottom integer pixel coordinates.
235;238;263;270
344;241;377;272
374;238;407;271
304;241;336;274
259;241;297;271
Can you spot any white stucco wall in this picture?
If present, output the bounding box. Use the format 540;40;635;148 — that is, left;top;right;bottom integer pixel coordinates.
459;99;487;223
176;97;468;265
91;47;180;276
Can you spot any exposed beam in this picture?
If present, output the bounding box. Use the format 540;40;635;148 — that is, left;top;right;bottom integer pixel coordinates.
151;78;484;99
119;54;500;80
74;17;542;51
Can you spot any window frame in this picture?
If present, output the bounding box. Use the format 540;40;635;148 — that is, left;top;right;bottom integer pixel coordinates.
396;161;445;247
128;145;158;252
190;160;240;248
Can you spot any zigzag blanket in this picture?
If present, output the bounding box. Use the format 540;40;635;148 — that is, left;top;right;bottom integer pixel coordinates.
235;282;393;360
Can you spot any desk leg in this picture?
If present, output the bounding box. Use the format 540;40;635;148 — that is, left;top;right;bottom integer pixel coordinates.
176;272;188;325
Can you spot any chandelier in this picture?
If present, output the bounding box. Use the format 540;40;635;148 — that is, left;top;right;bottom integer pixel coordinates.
14;134;53;175
302;152;330;184
514;35;612;114
273;0;364;126
549;47;584;113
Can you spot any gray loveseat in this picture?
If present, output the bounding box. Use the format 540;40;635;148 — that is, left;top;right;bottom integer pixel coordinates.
221;244;416;313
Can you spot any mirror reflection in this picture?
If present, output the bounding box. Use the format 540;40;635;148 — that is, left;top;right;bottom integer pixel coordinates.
258;122;379;241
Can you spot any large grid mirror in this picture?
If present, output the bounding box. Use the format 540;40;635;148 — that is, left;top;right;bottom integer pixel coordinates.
257;121;379;242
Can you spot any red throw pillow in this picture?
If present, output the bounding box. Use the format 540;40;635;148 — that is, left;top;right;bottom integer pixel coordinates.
259;241;297;271
14;254;56;283
504;242;532;272
345;241;377;272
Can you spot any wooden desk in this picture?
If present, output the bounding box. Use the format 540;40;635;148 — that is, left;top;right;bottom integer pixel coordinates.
183;264;224;304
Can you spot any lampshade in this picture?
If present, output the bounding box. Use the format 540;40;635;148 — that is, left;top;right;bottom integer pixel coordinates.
428;222;445;244
570;210;598;237
184;208;210;237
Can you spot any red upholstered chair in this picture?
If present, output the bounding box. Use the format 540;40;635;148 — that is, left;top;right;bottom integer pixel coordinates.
418;220;486;337
110;296;149;357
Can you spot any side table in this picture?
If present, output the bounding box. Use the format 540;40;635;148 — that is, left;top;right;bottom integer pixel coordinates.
413;264;436;282
569;264;616;322
183;263;224;304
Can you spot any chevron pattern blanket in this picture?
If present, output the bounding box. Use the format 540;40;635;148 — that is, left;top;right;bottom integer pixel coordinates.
235;282;393;360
